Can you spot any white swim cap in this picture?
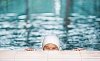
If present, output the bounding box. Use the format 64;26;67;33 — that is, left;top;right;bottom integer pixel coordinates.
42;35;60;49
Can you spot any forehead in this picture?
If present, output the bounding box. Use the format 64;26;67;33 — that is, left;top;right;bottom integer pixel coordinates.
44;43;58;47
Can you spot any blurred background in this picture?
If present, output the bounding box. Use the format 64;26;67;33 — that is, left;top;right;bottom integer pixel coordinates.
0;0;100;50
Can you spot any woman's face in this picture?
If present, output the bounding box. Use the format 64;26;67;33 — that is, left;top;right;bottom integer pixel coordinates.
43;43;59;51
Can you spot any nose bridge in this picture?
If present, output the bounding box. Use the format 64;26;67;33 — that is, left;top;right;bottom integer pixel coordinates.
49;47;53;50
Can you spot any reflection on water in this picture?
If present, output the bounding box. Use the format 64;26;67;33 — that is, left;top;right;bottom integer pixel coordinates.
67;13;100;50
0;13;100;50
0;13;66;50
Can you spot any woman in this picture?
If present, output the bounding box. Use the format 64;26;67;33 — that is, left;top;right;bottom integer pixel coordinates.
42;35;60;51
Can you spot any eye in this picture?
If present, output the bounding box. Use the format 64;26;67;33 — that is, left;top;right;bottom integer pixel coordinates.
52;47;57;49
44;46;50;49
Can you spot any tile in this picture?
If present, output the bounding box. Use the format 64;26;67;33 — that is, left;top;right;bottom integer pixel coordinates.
48;58;82;61
0;51;16;59
15;51;48;59
0;59;14;61
82;59;100;61
79;51;100;59
15;59;47;61
48;51;81;59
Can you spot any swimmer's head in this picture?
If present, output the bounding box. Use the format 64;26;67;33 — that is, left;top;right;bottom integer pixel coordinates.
42;35;60;51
